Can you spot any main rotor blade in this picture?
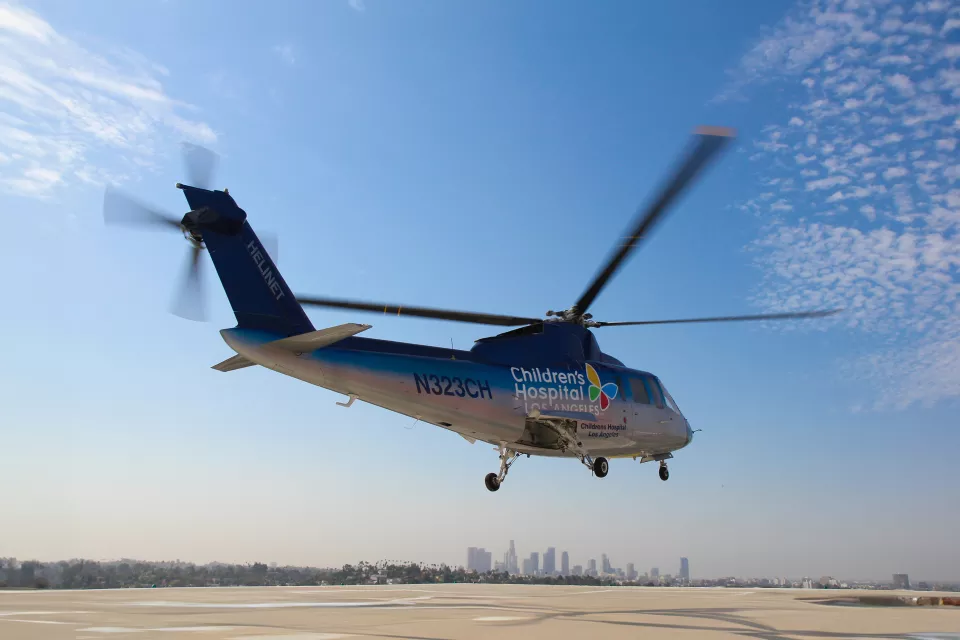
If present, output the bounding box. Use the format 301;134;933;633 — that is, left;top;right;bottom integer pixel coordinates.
170;244;206;322
573;126;735;315
594;309;841;327
295;295;541;327
103;187;182;230
181;143;219;190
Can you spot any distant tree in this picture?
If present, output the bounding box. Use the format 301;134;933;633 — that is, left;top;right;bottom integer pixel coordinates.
20;561;40;586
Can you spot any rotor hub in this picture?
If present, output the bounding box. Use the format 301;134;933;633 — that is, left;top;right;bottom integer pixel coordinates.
545;307;596;327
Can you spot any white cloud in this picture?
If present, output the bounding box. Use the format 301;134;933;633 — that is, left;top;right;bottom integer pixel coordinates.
0;2;215;198
348;0;366;11
273;44;295;65
877;54;912;65
884;166;909;179
886;73;916;95
806;175;850;190
0;2;53;41
727;0;960;409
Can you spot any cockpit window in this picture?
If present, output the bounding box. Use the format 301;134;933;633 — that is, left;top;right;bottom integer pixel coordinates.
645;375;664;409
629;378;650;404
658;379;681;414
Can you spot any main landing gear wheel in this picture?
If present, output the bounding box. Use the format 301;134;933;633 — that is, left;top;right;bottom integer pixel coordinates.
485;445;520;492
659;462;670;481
594;457;609;478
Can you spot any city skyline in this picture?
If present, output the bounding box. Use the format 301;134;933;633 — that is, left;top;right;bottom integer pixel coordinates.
469;540;692;583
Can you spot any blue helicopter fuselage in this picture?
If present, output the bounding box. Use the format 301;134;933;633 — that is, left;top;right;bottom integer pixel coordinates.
222;321;692;459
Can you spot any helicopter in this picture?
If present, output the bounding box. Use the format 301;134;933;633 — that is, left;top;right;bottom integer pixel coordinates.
104;126;837;492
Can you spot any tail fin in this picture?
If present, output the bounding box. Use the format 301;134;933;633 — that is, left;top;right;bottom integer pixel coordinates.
179;185;314;336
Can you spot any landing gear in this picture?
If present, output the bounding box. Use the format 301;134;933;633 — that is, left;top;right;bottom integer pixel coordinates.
594;456;609;478
659;461;669;481
573;454;609;478
485;445;520;492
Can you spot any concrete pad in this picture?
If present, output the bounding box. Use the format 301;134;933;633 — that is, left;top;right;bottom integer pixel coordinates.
1;584;958;639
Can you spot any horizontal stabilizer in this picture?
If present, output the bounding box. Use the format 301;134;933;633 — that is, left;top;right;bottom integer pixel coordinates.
266;323;372;353
212;354;256;372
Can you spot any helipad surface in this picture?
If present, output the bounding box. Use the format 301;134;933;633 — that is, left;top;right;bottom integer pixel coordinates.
1;584;958;639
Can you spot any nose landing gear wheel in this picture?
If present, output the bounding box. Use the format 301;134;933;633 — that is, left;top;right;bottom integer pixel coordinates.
659;464;669;481
594;457;609;478
484;472;501;492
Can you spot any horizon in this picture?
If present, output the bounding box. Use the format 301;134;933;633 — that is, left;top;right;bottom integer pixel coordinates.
3;550;954;586
1;0;958;586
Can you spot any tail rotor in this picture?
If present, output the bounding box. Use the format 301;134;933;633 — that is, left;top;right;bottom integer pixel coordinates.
102;144;224;322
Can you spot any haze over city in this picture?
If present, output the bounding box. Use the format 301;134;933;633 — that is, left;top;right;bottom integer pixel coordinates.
1;0;958;586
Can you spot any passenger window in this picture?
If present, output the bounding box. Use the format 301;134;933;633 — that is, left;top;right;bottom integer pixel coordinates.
646;376;664;409
629;378;650;404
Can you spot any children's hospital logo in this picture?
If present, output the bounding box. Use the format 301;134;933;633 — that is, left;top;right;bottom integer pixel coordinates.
510;363;619;414
586;363;618;411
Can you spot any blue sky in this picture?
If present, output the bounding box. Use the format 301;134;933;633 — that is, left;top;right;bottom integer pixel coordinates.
1;0;958;581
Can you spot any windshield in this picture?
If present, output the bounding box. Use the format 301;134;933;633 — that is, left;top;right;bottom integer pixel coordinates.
657;379;683;416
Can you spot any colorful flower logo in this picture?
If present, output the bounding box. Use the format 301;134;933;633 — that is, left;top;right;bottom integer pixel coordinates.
586;363;618;411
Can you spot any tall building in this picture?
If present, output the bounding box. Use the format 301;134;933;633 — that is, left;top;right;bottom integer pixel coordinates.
626;563;637;580
561;551;569;576
679;557;690;582
651;567;660;580
893;574;910;589
530;552;540;575
572;565;583;576
587;559;597;576
601;553;612;575
478;549;492;572
522;558;532;576
467;548;491;572
543;548;556;575
504;540;518;575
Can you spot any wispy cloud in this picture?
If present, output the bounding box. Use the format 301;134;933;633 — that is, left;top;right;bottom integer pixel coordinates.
348;0;366;12
0;2;216;198
722;0;960;410
273;43;296;65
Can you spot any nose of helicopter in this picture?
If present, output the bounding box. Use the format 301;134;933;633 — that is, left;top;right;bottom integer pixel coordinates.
684;419;694;446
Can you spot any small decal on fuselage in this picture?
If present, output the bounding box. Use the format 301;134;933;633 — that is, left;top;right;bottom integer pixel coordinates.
582;423;627;439
247;239;285;301
413;374;493;399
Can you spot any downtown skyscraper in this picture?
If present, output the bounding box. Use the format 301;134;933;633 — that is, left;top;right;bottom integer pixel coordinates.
543;547;556;576
503;540;518;575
